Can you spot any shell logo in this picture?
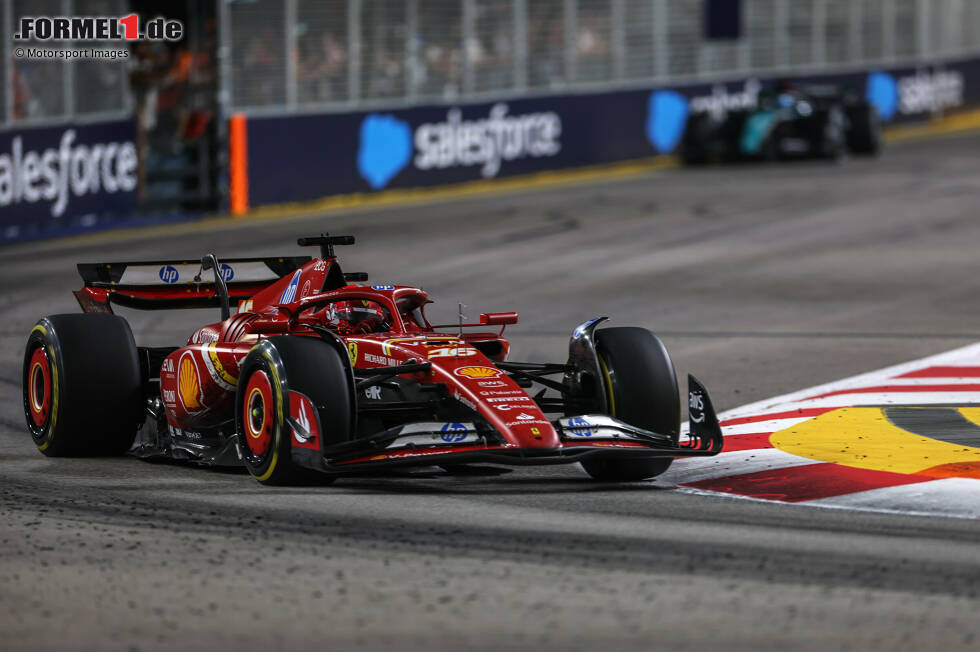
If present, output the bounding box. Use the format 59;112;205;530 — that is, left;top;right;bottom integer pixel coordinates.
347;342;358;363
454;366;502;379
178;355;202;410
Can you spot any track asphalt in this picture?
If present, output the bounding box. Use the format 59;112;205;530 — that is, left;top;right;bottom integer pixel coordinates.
2;132;980;651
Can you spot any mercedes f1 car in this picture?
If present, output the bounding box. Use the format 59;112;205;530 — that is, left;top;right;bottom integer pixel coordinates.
23;235;723;485
681;82;881;164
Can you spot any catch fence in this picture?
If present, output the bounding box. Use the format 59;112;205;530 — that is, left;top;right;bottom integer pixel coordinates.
222;0;980;114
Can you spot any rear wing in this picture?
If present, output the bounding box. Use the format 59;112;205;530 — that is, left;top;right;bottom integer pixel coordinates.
74;256;311;313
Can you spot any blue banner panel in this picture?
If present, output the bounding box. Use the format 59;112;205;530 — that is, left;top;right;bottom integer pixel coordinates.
0;118;139;243
247;93;651;206
246;56;980;209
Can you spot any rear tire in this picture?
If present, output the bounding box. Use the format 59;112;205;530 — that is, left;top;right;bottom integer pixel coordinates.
23;315;143;456
237;336;351;485
580;327;679;482
761;128;782;162
846;102;881;156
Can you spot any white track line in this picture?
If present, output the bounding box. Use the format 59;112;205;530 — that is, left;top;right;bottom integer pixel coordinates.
863;377;980;386
721;417;816;436
743;392;980;411
717;342;980;421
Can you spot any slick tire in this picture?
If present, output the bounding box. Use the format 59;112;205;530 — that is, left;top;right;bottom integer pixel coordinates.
581;327;680;482
761;129;781;162
846;102;881;156
680;115;711;165
237;336;352;486
23;314;143;456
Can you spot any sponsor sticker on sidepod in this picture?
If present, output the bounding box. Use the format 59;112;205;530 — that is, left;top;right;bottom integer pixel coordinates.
454;366;502;379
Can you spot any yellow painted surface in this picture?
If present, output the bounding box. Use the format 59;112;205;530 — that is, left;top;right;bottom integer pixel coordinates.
882;107;980;143
770;407;980;475
959;407;980;428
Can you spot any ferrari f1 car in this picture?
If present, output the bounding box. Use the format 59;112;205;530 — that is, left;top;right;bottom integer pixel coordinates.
23;235;723;485
681;82;881;164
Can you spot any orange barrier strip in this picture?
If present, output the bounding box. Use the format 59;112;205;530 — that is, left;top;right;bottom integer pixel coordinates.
229;113;249;216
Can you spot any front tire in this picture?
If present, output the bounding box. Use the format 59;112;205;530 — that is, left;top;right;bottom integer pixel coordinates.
581;327;680;482
679;114;711;165
237;336;352;485
23;315;143;456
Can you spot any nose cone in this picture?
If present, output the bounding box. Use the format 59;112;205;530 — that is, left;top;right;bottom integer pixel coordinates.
439;361;561;448
496;415;561;448
377;337;562;448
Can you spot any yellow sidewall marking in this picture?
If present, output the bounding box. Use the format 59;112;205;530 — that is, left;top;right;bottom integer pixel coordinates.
44;347;58;450
254;350;283;482
598;355;616;417
770;407;980;475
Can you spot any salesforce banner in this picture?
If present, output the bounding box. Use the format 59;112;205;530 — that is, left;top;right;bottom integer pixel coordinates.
247;56;980;209
247;94;636;206
0;118;138;244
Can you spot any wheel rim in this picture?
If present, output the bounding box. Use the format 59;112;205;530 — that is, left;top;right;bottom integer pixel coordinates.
242;370;274;456
27;347;51;429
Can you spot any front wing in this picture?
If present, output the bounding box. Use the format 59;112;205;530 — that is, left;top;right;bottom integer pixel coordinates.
298;375;724;475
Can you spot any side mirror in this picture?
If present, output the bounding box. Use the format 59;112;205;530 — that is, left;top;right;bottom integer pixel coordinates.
480;312;518;326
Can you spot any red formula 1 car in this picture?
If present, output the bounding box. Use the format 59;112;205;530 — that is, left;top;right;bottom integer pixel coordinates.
23;235;723;485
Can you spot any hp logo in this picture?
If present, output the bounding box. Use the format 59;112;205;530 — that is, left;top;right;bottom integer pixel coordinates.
568;417;593;437
439;422;468;443
219;263;234;282
159;266;179;284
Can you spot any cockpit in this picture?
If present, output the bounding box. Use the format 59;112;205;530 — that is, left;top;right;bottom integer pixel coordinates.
304;299;394;335
299;289;432;335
